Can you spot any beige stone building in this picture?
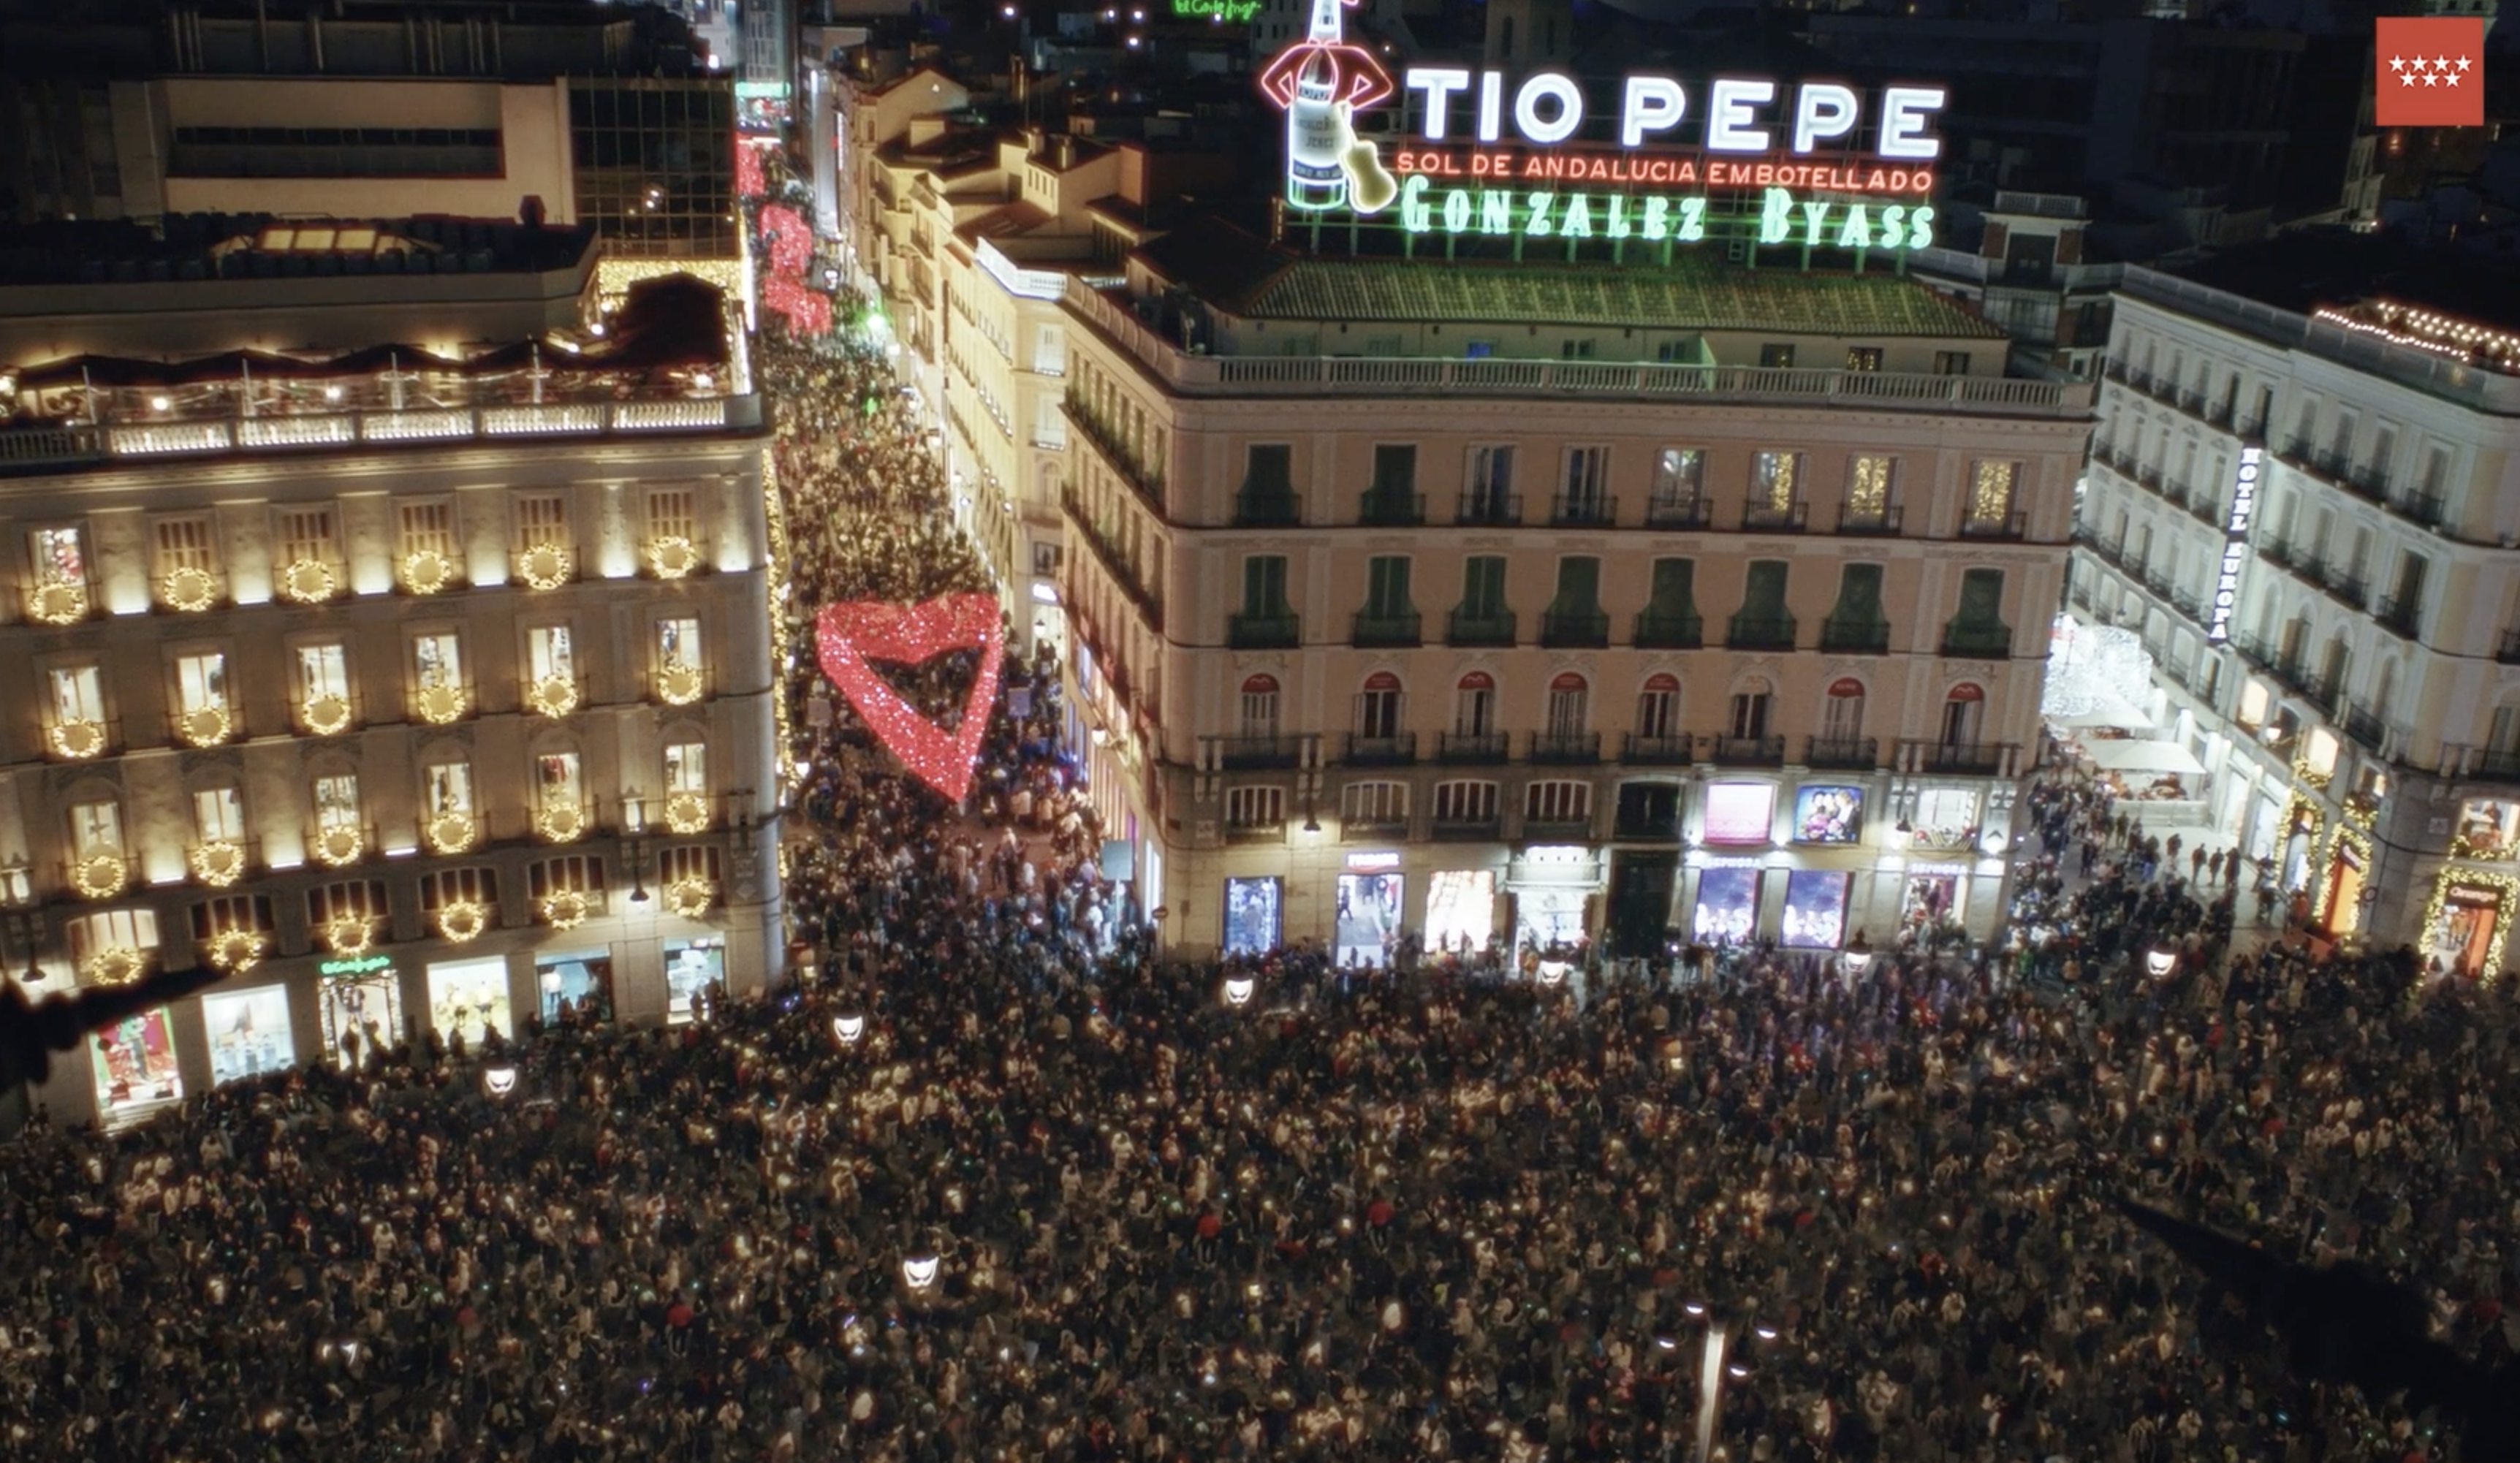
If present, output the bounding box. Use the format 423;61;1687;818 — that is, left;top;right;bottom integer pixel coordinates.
0;220;778;1127
1058;221;2093;962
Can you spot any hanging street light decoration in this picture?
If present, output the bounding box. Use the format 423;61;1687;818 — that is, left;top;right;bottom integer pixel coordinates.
814;594;1006;803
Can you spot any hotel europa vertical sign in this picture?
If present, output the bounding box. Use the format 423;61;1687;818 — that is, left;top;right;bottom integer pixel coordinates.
1259;0;1948;252
2207;446;2262;644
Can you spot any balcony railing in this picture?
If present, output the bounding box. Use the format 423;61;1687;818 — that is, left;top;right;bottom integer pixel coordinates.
1455;491;1522;525
1834;502;1902;535
1212;734;1303;770
1540;608;1610;647
2377;595;2423;641
1224;817;1287;843
1633;609;1704;649
1711;734;1785;764
1351;611;1423;647
1358;490;1425;526
1446;609;1517;647
1741;500;1809;533
2342;703;2388;754
1804;735;1880;770
1644;495;1714;529
1438;731;1509;763
1524;816;1595;841
1342;814;1411;840
1940;623;2014;658
1919;740;2006;775
1614;812;1682;840
2319;571;2368;614
1227;612;1300;649
1818;619;1891;654
1621;733;1693;765
2392;490;2448;531
1344;732;1418;766
1431;815;1503;840
1959;509;2030;540
1529;731;1602;764
1549;494;1618;527
1726;615;1796;650
1231;491;1301;528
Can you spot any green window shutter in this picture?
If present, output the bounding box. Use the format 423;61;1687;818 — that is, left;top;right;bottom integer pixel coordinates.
1548;556;1602;615
1242;445;1293;498
1952;568;2004;626
1647;558;1697;616
1365;556;1413;617
1462;556;1506;617
1243;555;1289;615
1372;444;1417;495
1829;563;1886;629
1741;560;1789;616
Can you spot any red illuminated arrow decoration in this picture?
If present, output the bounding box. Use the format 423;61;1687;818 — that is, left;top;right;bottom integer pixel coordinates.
815;594;1005;803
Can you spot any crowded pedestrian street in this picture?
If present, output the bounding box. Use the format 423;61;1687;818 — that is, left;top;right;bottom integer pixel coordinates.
0;163;2516;1463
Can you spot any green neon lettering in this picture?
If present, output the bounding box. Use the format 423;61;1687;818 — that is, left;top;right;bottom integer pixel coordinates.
1677;196;1706;242
1525;192;1555;237
1399;174;1432;233
1561;194;1593;238
1758;188;1794;245
1877;205;1908;248
1800;200;1830;247
1479;189;1511;234
1605;196;1631;240
1641;197;1671;241
1836;203;1871;248
1907;205;1937;250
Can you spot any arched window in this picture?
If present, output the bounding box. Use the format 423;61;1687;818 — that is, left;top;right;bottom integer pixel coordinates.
1546;672;1589;736
1356;671;1403;741
1940;682;1986;745
1636;673;1680;741
1728;675;1774;741
1823;677;1867;740
1240;673;1280;738
1454;672;1497;737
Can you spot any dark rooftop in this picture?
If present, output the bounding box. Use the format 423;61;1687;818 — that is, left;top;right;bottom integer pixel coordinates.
2168;227;2520;344
0;214;595;289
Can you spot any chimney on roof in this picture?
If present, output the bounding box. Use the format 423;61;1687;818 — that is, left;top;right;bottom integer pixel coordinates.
1055;134;1074;170
519;196;547;229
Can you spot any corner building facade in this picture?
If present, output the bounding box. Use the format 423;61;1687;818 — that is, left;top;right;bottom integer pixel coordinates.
1059;222;2092;962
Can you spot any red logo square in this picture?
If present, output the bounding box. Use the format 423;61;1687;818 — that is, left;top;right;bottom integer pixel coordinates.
2376;18;2485;127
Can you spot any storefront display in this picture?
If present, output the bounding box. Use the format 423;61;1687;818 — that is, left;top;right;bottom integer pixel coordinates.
202;984;295;1086
321;968;403;1069
1792;785;1864;844
1902;865;1965;925
1692;864;1761;943
1223;877;1282;956
1703;782;1776;845
1780;870;1850;949
1424;869;1495;951
1334;873;1403;968
426;957;515;1046
1908;789;1981;852
1514;887;1589;952
536;949;614;1022
2315;829;2369;936
2426;878;2511;980
90;1007;181;1116
666;938;726;1025
2454;799;2520;859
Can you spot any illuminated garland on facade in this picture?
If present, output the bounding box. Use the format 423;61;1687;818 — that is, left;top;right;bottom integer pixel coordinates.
2309;824;2372;937
2419;866;2520;988
301;693;354;737
519;544;574;590
759;454;797;812
178;704;232;748
48;719;107;760
414;683;470;726
81;947;146;988
527;674;580;718
539;889;592;931
2314;302;2520;371
435;899;489;943
664;791;712;835
278;560;340;606
648;536;699;579
71;854;128;901
311;824;365;867
665;878;716;919
424;810;478;856
536;802;587;843
205;928;267;973
401;550;458;596
189;840;246;887
656;664;706;706
159;566;220;613
321;914;376;957
27;582;88;626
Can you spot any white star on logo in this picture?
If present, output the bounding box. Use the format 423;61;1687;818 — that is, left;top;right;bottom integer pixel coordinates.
2404;72;2420;86
2457;55;2472;72
2391;55;2407;70
2436;55;2453;71
2425;71;2440;86
2447;71;2463;86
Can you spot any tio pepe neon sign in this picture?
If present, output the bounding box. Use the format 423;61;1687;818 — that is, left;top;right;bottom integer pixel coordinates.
2206;446;2262;644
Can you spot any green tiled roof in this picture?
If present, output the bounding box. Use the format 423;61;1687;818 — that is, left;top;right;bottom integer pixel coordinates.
1136;218;2001;339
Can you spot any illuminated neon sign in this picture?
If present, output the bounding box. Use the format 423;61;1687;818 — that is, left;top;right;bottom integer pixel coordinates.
2206;446;2262;644
319;954;395;978
1394;181;1934;248
1172;0;1259;18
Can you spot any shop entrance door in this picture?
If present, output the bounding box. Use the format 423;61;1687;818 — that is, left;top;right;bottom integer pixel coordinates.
1606;851;1677;959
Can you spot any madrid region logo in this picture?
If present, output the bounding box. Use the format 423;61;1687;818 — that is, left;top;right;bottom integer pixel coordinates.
2375;16;2483;128
1258;0;1401;213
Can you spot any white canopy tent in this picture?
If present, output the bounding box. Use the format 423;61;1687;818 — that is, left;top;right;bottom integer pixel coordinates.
2081;739;2206;776
2051;704;2156;731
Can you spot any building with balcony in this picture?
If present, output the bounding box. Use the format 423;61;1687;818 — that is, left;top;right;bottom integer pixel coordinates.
2068;229;2520;977
1058;218;2092;963
0;229;779;1128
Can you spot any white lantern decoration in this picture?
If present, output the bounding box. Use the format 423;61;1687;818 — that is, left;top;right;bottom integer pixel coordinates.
483;1065;518;1097
1222;976;1254;1008
834;1014;866;1044
2145;946;2179;978
901;1255;940;1291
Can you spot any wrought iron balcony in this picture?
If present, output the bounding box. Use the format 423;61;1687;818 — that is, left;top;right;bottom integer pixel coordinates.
1959;509;2030;540
1614;809;1682;840
1741;500;1809;533
1446;609;1517;647
1549;493;1618;527
2342;703;2388;754
1431;815;1503;840
1437;731;1509;763
1726;615;1796;650
2376;595;2423;641
2318;571;2367;614
1803;735;1879;770
1351;611;1423;647
1529;731;1602;764
1227;612;1300;649
1633;609;1704;649
1232;490;1301;528
1620;733;1693;765
2391;490;2448;531
1818;619;1891;654
1524;816;1595;841
1539;608;1610;647
1834;502;1902;535
1644;495;1714;529
1919;740;2006;775
1455;491;1522;525
1357;490;1425;526
1343;732;1419;766
1711;734;1785;764
1212;734;1302;770
1940;623;2014;658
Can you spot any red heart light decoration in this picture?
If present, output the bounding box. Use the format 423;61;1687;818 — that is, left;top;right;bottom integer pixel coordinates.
816;594;1005;803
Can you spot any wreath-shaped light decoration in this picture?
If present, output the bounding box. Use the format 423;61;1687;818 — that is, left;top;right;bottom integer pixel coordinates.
312;824;365;867
664;791;710;835
656;663;705;707
71;854;129;901
189;840;246;887
48;719;107;760
28;582;88;625
526;674;580;718
320;913;376;957
159;566;219;613
301;693;353;737
519;544;574;590
424;810;477;856
81;947;147;988
536;802;586;843
664;878;716;919
414;683;468;726
278;559;339;606
205;928;267;974
178;704;232;748
647;536;698;580
435;898;488;943
400;550;456;596
539;889;591;931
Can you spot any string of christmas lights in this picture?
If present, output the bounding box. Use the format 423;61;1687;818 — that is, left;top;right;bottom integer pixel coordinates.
816;593;1006;805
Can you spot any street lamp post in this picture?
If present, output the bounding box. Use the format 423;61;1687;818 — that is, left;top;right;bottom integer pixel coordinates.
0;864;42;984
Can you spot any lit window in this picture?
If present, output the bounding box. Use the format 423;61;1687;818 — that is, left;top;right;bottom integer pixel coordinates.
1224;786;1283;829
313;774;361;831
1967;461;2019;527
1525;780;1593;825
70;799;124;859
658;617;701;673
50;664;105;723
1240;673;1280;739
398;501;455;559
299;644;349;700
515;493;569;552
528;625;576;681
539;752;584;808
29;526;86;588
1752;451;1799;512
1340;780;1408;826
278;506;338;566
67;908;158;965
176;652;227;714
194;786;246;842
664;740;707;794
425;761;476;817
414;632;463;689
1432;780;1499;824
648;487;698;542
152;517;219;602
1846;455;1894;518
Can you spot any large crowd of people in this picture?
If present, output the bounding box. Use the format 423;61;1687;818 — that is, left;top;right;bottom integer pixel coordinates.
0;154;2514;1463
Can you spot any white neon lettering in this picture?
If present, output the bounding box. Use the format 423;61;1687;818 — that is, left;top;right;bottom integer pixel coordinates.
1878;87;1948;160
1791;83;1859;153
1405;67;1473;140
1477;71;1503;143
1514;72;1585;145
1620;75;1688;148
1706;78;1776;153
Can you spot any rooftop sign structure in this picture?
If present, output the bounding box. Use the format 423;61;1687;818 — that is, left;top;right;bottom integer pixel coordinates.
1256;0;1947;257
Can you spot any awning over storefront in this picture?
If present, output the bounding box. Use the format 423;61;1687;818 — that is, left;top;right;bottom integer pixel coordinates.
2081;739;2206;775
2050;704;2155;730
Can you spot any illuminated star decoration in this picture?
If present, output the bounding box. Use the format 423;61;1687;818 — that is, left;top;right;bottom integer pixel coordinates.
815;594;1006;804
1255;2;1395;115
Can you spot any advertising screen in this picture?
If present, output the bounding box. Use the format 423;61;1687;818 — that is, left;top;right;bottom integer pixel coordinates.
666;938;726;1025
1909;788;1982;851
322;972;403;1070
1903;867;1965;924
1335;873;1403;968
537;949;614;1023
426;957;514;1047
1223;877;1283;957
1692;865;1761;944
1424;869;1495;951
1703;782;1776;845
202;984;295;1086
1792;785;1864;844
1780;870;1851;949
90;1007;181;1116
